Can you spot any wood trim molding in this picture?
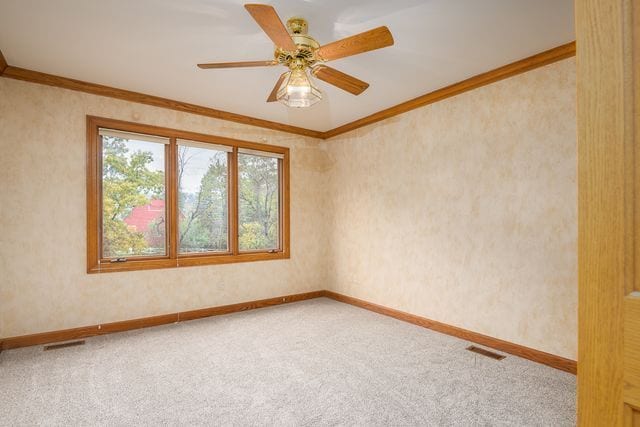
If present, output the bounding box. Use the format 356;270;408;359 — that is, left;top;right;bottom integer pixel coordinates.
323;291;578;374
1;65;323;139
322;41;577;139
0;289;576;375
0;42;575;141
0;291;324;350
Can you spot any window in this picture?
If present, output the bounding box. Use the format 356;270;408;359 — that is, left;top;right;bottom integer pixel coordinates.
238;149;282;252
99;129;169;259
177;140;231;254
87;116;289;273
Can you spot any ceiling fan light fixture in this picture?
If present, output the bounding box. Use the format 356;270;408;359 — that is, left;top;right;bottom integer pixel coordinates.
277;68;322;108
197;5;395;108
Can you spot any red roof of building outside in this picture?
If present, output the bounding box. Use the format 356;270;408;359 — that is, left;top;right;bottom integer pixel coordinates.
124;199;165;233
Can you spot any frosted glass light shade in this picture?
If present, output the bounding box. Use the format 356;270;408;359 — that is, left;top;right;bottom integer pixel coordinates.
277;68;322;108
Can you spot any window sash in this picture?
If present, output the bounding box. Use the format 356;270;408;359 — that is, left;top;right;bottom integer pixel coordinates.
237;154;282;253
99;135;169;261
177;148;231;255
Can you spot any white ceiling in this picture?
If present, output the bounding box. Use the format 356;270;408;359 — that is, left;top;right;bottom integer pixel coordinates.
0;0;574;132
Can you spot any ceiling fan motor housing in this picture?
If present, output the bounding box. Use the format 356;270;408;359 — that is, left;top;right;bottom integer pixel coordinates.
275;18;321;69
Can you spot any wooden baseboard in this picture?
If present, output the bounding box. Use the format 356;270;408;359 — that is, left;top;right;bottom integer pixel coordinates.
0;291;323;350
0;289;577;375
323;291;577;375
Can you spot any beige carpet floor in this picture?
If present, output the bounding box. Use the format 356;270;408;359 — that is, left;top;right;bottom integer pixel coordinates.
0;298;576;426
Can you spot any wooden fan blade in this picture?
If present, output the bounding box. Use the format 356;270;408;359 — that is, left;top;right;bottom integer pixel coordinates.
244;4;297;51
197;60;277;69
312;65;369;95
267;72;288;102
317;26;394;61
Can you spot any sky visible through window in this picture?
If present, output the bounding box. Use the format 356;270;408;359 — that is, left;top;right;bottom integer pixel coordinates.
178;147;224;194
124;139;222;194
125;139;164;170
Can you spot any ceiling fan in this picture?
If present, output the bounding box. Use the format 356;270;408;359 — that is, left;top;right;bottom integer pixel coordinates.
197;4;394;108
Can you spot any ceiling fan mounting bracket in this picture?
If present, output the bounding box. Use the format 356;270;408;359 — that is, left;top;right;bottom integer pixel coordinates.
286;17;308;35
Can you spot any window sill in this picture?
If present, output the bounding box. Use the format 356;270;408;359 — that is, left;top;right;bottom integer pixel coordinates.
87;251;290;274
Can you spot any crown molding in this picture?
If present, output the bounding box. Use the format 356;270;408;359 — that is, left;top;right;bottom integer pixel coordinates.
0;41;575;140
0;63;324;139
323;41;576;139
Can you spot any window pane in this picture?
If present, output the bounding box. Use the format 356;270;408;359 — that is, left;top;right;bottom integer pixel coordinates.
101;135;166;258
238;153;280;251
178;145;229;253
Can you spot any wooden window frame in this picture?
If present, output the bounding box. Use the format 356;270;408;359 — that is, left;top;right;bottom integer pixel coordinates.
86;116;290;273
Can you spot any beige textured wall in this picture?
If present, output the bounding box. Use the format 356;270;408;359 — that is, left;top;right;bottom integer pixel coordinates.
323;58;577;359
0;78;330;338
0;58;576;360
